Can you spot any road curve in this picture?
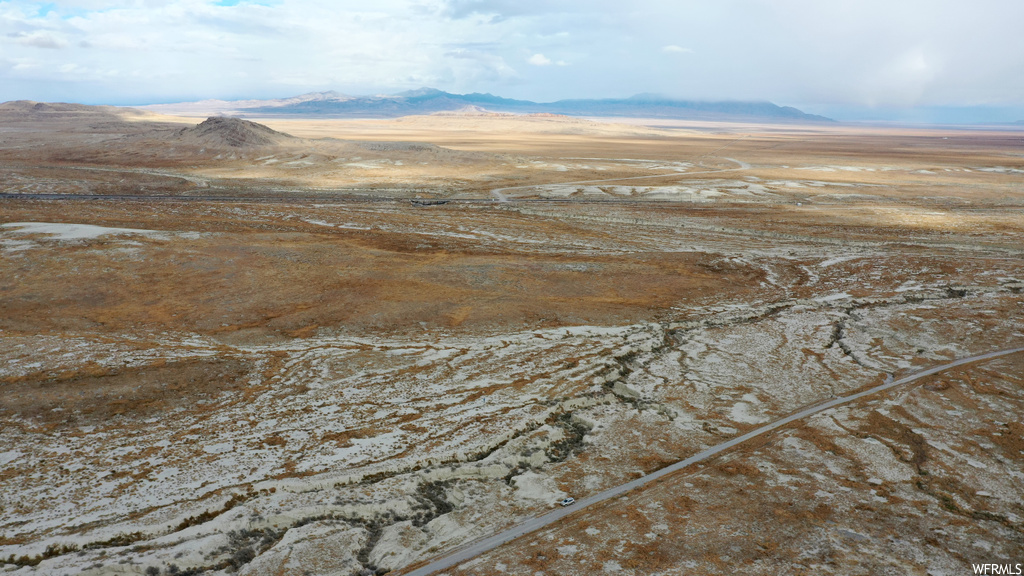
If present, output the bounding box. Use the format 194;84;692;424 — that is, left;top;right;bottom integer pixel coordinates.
400;347;1024;576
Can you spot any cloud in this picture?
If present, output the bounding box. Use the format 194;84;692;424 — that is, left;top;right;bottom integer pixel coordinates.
444;49;520;82
10;31;68;49
0;0;1021;118
527;53;567;66
439;0;585;21
527;53;551;66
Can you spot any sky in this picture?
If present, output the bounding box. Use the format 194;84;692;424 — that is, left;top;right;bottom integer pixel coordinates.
1;0;1023;122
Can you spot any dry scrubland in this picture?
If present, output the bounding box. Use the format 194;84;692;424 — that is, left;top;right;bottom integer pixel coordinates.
0;102;1023;575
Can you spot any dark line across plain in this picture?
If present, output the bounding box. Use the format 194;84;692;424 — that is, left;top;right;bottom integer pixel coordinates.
399;347;1024;576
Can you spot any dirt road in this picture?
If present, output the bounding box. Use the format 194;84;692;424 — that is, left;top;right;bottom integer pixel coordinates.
400;347;1024;576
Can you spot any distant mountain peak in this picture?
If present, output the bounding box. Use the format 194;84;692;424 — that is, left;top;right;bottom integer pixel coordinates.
138;88;833;123
396;87;447;98
626;93;670;102
294;90;351;101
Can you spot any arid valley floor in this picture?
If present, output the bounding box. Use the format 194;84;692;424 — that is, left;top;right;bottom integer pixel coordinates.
1;102;1023;575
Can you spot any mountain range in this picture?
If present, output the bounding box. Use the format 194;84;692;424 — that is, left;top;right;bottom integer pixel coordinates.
140;88;833;123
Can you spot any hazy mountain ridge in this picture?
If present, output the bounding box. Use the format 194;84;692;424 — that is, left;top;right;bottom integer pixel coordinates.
0;100;152;121
140;89;833;122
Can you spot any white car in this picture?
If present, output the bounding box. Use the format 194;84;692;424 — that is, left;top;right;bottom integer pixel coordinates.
559;497;575;507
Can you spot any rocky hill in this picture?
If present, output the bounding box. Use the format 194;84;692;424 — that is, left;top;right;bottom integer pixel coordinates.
171;116;294;148
0;100;156;130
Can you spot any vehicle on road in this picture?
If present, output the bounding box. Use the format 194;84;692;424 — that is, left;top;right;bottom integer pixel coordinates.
559;497;575;507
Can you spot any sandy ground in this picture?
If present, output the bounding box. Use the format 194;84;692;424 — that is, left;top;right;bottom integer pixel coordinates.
0;105;1022;575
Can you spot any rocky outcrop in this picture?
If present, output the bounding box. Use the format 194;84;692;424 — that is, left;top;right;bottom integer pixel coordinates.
172;117;294;148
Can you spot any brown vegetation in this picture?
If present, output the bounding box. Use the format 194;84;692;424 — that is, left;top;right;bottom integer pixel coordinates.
1;103;1022;575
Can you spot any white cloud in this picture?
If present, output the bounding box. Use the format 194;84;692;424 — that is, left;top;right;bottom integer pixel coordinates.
0;0;1020;118
527;53;568;66
11;31;69;49
527;53;552;66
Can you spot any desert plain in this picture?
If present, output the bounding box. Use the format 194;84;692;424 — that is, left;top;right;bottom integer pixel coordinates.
1;102;1023;575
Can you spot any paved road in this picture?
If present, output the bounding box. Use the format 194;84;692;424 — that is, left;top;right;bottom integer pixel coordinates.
401;347;1024;576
